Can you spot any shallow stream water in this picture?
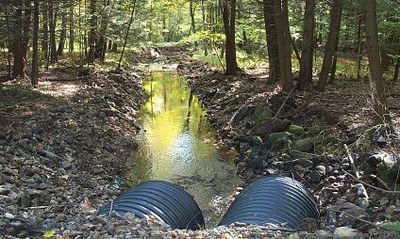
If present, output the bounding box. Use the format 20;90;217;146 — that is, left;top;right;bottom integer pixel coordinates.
125;71;242;227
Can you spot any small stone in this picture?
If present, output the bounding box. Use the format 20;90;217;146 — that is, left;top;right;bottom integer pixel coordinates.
315;230;333;239
4;212;15;219
333;227;358;239
288;125;305;136
315;165;327;175
62;161;72;169
310;170;323;184
288;232;301;239
294;138;314;152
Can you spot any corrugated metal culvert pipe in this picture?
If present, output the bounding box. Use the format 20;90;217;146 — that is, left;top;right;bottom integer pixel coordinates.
98;180;205;230
219;176;320;229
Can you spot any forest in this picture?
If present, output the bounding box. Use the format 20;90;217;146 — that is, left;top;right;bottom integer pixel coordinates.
1;0;400;238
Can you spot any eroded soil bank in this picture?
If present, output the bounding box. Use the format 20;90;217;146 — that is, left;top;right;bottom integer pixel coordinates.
1;45;400;238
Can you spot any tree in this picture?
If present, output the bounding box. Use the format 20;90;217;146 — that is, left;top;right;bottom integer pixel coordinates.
365;0;391;126
298;0;315;90
11;0;31;79
316;0;342;91
220;0;240;75
274;0;292;91
263;0;280;83
31;0;40;86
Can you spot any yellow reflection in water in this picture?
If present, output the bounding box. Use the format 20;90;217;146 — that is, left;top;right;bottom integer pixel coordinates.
126;71;241;227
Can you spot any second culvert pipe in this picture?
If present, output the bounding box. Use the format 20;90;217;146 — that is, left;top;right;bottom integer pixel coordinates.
219;176;320;229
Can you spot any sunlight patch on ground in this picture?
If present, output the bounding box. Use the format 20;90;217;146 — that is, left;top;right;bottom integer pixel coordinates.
36;80;81;98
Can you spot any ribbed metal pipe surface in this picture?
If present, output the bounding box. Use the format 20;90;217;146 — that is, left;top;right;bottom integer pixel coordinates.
219;176;319;229
98;180;205;230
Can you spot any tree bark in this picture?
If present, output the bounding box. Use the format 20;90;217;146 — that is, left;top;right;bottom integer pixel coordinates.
298;0;315;90
220;0;239;75
49;1;58;62
189;0;196;34
57;8;67;56
41;0;49;68
316;0;342;91
365;0;391;126
11;0;31;79
31;0;40;86
69;1;75;53
263;0;280;83
274;0;292;91
88;0;97;64
394;48;400;82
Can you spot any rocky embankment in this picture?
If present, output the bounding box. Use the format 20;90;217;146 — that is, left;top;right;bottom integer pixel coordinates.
176;57;400;238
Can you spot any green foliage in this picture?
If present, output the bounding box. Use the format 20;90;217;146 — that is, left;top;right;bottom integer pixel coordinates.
181;30;225;45
380;221;400;233
43;229;56;238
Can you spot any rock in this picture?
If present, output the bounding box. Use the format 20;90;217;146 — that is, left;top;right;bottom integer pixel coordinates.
288;125;304;136
375;135;386;146
255;108;273;124
333;227;358;239
268;132;291;151
308;125;323;136
310;170;323;184
5;212;15;219
315;230;333;239
250;118;285;137
247;157;264;170
229;105;251;127
315;165;327;176
62;161;72;169
293;138;314;152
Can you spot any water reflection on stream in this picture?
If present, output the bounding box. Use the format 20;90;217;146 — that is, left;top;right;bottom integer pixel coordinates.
125;71;242;227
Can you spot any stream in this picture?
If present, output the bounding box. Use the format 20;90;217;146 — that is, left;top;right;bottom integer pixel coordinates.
125;71;242;227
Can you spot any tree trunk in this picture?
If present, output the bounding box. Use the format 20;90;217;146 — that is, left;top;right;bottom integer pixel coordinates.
96;0;111;62
189;0;196;34
69;1;75;53
298;0;315;90
57;9;67;56
117;0;137;71
41;0;49;68
221;0;239;75
394;48;400;82
88;0;97;64
49;1;58;62
316;0;342;91
31;0;40;86
263;0;280;83
329;31;340;82
11;0;31;79
365;0;391;126
274;0;292;91
356;14;363;81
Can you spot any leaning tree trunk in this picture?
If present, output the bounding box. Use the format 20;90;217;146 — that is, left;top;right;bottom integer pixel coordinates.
274;0;292;91
117;0;137;71
31;0;40;86
298;0;315;90
316;0;342;91
221;0;239;75
263;0;280;83
365;0;391;126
